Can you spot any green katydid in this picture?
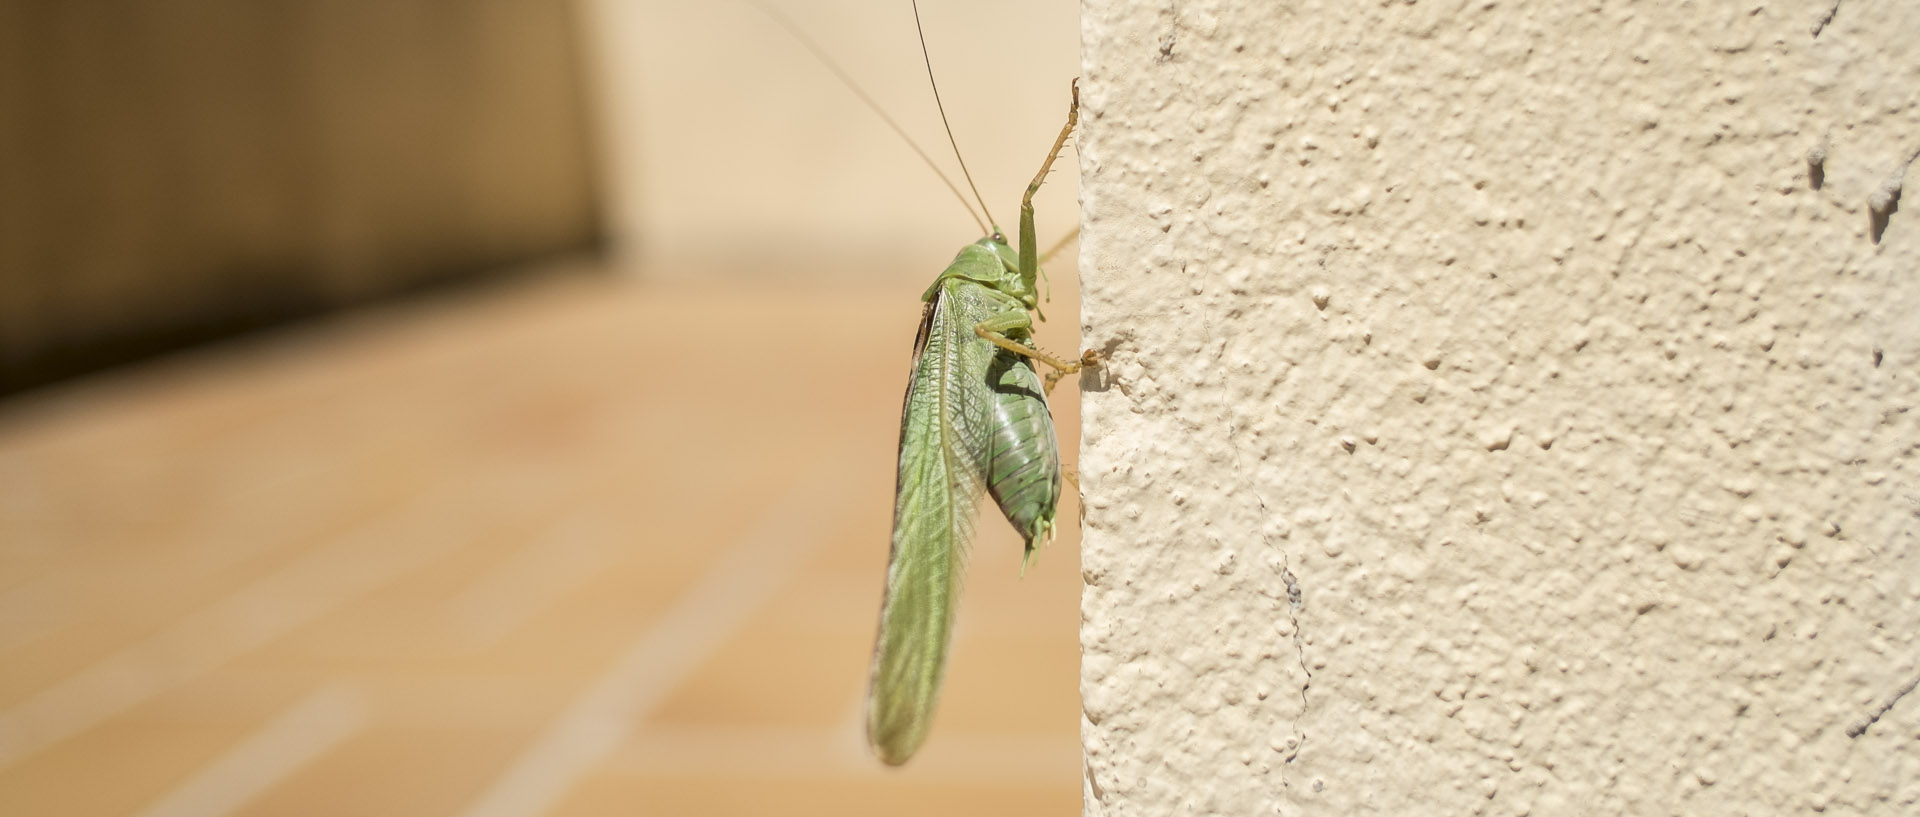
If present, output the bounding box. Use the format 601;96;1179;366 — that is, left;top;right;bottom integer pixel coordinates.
866;79;1093;765
754;0;1094;766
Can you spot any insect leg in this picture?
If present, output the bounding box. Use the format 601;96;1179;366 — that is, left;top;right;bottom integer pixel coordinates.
972;312;1096;395
1009;81;1097;393
1017;80;1081;293
1048;349;1103;394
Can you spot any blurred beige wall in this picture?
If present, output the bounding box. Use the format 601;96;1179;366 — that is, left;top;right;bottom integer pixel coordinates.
0;0;600;395
583;0;1081;283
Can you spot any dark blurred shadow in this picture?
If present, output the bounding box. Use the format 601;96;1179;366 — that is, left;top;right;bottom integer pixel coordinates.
0;0;605;398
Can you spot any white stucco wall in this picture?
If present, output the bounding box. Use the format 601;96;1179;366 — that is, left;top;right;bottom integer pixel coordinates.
1076;1;1920;815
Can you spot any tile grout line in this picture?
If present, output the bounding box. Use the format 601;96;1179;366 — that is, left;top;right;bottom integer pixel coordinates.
444;511;626;652
0;466;565;770
456;463;850;817
130;683;366;817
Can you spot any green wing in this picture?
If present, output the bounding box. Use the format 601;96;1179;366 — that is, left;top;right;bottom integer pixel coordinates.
866;285;992;765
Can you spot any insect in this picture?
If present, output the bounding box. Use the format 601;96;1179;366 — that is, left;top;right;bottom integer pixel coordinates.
865;77;1091;765
754;0;1094;766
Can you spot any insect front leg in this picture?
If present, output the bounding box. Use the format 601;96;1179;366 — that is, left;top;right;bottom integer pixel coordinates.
1008;80;1098;393
1017;80;1080;295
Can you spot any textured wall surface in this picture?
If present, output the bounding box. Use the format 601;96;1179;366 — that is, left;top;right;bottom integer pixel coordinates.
1077;1;1919;814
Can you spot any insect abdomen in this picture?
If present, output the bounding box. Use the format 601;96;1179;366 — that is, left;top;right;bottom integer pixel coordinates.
984;349;1062;557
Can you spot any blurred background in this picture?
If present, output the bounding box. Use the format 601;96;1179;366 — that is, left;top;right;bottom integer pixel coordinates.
0;1;1084;814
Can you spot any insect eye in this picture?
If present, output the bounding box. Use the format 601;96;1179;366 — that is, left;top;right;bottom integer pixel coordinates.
990;232;1007;244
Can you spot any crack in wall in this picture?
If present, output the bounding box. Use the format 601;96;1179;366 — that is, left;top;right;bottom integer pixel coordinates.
1846;667;1920;738
1096;324;1318;795
1811;0;1843;37
1228;457;1312;789
1157;0;1181;63
1280;563;1310;764
1207;334;1313;788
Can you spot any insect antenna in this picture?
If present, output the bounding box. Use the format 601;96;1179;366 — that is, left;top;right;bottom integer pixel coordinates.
910;0;999;234
750;0;989;236
1039;225;1079;265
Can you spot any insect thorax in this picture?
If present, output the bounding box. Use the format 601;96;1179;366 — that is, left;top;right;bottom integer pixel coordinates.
921;238;1037;310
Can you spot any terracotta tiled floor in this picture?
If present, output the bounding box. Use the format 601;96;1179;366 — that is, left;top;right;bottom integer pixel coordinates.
0;265;1084;816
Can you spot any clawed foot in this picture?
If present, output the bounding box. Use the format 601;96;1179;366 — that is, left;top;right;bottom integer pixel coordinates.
1043;349;1102;395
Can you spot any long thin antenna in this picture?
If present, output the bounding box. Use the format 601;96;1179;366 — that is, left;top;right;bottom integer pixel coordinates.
749;0;987;236
911;0;999;233
1039;224;1079;265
